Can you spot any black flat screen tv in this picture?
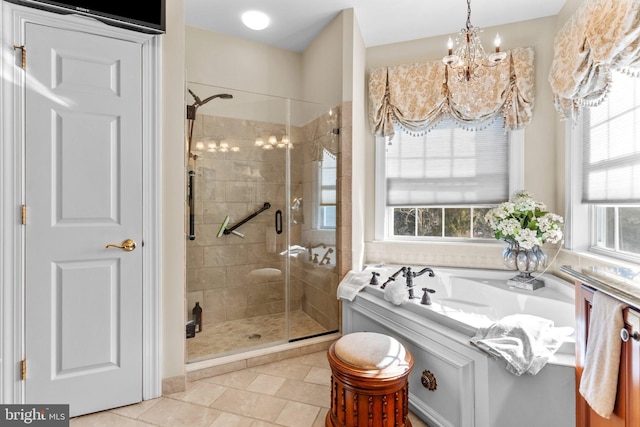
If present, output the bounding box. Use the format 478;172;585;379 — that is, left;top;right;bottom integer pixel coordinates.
8;0;165;34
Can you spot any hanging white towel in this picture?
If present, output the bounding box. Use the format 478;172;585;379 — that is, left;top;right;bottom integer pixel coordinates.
579;291;628;419
470;314;573;376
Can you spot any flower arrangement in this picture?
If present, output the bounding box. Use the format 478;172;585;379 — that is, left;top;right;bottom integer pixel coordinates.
485;190;564;249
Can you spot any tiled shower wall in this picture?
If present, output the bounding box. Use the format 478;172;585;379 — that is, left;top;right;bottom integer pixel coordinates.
186;108;341;333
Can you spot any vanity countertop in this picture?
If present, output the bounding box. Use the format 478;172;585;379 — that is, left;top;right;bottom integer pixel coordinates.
561;265;640;308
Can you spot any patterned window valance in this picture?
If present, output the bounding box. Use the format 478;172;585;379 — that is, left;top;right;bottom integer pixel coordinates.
368;47;535;138
549;0;640;120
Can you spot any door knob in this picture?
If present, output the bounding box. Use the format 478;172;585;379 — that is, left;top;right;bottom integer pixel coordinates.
105;239;137;251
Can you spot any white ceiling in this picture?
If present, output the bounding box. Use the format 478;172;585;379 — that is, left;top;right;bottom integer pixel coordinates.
184;0;567;53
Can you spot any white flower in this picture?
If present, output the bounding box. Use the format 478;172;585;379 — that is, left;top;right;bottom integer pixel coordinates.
486;190;564;246
516;228;542;249
498;218;521;236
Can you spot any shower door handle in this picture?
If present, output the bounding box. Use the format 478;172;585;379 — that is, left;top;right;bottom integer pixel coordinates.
275;210;282;234
105;239;137;251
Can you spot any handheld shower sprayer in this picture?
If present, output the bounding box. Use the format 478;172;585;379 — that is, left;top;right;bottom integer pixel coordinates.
186;89;233;159
186;90;233;120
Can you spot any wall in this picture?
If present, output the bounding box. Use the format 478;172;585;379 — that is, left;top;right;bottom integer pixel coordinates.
362;16;563;270
302;12;343;106
186;26;303;100
186;114;298;330
161;0;187;390
346;10;367;271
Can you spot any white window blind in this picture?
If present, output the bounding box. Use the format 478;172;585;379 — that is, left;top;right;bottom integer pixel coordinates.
385;117;509;206
583;70;640;204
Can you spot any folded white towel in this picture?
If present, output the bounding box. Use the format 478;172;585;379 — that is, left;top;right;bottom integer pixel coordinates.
470;314;572;376
336;272;369;301
579;291;627;419
337;267;392;301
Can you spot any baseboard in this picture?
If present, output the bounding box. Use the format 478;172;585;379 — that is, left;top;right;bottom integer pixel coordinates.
161;375;186;395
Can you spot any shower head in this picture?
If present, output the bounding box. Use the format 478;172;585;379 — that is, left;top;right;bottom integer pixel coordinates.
186;90;233;121
199;93;233;105
188;89;233;107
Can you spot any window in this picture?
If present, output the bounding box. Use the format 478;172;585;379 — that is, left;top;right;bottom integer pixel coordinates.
319;148;336;229
582;70;640;260
376;116;523;240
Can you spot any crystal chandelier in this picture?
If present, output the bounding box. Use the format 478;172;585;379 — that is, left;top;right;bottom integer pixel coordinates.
442;0;507;82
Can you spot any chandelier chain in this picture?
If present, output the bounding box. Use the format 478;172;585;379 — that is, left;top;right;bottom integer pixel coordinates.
466;0;472;30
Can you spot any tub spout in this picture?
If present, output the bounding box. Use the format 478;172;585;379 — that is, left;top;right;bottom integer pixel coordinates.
404;266;435;299
415;267;435;277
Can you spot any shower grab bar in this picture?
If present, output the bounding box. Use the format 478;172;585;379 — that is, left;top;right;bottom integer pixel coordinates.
188;171;196;240
224;202;271;235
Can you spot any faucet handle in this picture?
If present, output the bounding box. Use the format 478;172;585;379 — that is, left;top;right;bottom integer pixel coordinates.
421;287;436;305
369;272;380;286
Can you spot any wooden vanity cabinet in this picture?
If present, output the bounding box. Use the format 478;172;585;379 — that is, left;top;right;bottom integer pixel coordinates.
576;284;640;427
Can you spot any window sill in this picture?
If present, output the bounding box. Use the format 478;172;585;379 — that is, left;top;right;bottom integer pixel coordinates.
563;248;640;270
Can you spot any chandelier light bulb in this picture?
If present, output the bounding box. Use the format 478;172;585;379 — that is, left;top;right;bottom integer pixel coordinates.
447;37;454;55
255;136;264;146
494;33;501;52
195;141;205;151
207;142;217;152
268;134;277;145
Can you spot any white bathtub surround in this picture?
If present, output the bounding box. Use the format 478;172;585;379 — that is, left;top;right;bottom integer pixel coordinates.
340;265;576;427
470;314;574;376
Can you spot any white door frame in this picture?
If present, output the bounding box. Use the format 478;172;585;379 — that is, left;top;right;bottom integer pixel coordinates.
0;2;162;403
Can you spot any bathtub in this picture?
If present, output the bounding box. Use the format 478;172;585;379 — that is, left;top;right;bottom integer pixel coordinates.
340;265;576;427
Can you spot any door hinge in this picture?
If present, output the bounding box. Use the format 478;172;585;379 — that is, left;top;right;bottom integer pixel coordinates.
13;45;26;70
21;360;26;381
21;205;27;225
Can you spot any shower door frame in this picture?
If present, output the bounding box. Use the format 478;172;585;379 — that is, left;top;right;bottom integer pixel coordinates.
184;87;340;363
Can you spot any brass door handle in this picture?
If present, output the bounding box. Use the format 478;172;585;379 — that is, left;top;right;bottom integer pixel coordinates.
105;239;137;251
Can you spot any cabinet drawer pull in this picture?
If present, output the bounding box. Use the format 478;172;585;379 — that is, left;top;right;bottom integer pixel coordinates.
620;328;640;342
421;370;437;391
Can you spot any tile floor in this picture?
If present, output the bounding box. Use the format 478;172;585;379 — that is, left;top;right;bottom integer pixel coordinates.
70;350;429;427
188;311;329;362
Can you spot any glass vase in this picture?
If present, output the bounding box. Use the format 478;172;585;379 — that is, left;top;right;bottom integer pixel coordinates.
503;241;546;290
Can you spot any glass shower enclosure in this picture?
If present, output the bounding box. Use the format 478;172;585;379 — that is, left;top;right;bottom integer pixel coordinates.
185;83;340;363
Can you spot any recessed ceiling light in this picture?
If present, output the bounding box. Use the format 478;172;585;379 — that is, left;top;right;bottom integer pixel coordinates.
241;10;270;31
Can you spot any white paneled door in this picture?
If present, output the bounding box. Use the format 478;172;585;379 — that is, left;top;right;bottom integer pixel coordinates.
24;22;143;417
